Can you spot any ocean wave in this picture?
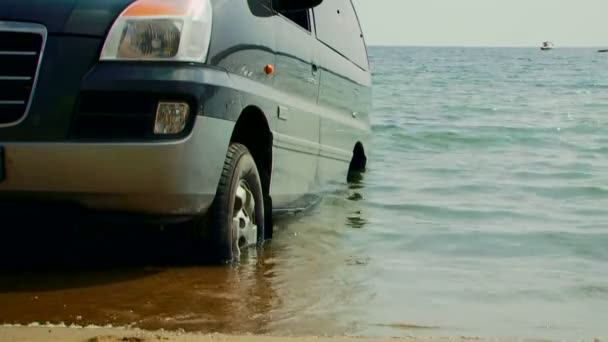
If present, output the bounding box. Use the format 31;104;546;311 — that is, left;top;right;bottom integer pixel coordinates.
567;285;608;299
393;230;608;259
365;201;543;222
517;185;608;199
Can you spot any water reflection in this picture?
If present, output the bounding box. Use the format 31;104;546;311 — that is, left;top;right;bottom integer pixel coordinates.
0;178;373;336
346;173;368;229
346;211;367;229
348;193;363;202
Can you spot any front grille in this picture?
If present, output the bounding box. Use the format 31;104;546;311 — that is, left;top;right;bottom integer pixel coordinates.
0;22;47;126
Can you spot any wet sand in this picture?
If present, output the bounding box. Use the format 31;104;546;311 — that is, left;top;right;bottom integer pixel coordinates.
0;325;514;342
0;192;379;337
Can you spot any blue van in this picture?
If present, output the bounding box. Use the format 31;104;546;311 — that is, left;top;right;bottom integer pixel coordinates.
0;0;372;263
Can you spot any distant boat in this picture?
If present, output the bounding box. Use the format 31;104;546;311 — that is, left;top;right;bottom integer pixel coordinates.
598;49;608;53
540;41;554;51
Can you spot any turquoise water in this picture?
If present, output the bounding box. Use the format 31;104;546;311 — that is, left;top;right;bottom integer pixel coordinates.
1;46;607;342
268;47;608;341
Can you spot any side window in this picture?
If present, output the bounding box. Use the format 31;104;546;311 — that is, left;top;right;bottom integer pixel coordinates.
313;0;368;70
278;9;311;32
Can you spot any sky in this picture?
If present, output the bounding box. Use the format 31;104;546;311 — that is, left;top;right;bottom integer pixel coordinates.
352;0;607;47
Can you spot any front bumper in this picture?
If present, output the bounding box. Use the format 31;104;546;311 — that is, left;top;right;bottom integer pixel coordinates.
0;34;243;218
0;116;235;217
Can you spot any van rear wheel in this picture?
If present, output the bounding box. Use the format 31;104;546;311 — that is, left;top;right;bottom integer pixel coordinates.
203;143;266;263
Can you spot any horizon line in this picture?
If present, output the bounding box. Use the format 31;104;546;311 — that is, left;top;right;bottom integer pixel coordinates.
367;44;608;49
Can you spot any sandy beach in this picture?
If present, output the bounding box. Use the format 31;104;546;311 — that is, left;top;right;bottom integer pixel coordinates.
0;325;515;342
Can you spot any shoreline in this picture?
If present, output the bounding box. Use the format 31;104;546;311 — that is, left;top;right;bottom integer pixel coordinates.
0;325;520;342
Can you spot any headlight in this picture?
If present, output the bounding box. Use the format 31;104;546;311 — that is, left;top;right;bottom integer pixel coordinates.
100;0;212;62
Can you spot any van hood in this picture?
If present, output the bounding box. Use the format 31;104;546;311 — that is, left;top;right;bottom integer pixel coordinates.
0;0;137;36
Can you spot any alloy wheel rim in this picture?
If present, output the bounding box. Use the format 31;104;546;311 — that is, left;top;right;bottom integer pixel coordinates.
231;179;258;258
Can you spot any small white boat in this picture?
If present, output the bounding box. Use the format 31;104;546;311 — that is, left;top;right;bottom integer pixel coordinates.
540;41;554;51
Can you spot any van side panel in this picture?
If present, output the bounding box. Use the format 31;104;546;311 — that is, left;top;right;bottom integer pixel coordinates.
207;1;323;211
314;0;372;191
270;10;322;209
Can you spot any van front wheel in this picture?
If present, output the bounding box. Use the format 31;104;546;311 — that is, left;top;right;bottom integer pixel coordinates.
206;143;265;263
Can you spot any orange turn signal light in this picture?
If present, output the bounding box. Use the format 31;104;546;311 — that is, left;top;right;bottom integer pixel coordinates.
264;64;274;75
123;0;193;17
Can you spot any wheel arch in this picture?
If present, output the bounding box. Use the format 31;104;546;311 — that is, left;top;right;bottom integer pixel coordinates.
347;141;367;182
229;105;274;237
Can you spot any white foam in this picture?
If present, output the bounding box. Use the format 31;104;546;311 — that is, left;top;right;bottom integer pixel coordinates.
2;322;136;331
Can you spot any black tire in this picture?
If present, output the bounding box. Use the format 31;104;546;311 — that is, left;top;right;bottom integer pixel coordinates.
205;143;266;263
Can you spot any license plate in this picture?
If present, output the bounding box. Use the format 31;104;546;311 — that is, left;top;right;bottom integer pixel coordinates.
0;147;4;182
